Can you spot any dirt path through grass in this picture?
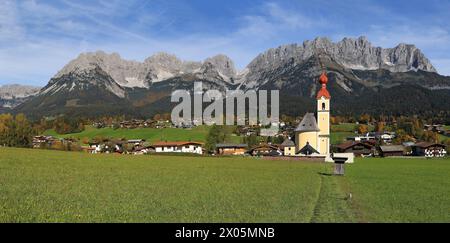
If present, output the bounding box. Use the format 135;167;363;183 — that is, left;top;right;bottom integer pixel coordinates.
309;169;359;223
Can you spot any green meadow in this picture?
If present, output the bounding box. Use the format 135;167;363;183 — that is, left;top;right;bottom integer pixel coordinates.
44;123;365;145
330;123;360;144
0;147;449;223
44;125;241;143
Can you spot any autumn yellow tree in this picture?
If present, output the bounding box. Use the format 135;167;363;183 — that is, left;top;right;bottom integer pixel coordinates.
357;124;369;135
375;122;385;132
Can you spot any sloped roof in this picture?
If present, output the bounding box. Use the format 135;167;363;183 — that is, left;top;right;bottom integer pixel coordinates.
152;141;204;147
336;141;374;150
413;142;446;148
295;113;320;132
216;144;248;148
379;145;404;152
297;143;319;155
316;87;331;99
281;138;295;147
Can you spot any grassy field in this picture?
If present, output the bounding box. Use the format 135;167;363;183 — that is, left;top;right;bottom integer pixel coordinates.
45;123;368;145
44;125;242;144
331;132;355;145
0;147;449;223
330;123;358;145
347;158;450;222
331;123;358;132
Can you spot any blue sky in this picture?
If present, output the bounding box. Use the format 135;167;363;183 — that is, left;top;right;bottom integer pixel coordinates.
1;0;450;86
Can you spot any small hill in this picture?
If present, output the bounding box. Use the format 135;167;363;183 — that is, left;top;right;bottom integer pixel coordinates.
44;125;243;144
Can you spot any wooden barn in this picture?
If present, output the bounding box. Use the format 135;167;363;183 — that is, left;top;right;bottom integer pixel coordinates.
378;145;405;157
335;141;375;157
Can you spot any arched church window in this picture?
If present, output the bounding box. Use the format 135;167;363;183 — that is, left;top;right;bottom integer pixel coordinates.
322;102;326;110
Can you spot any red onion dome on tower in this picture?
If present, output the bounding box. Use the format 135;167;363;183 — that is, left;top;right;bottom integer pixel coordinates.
316;71;331;99
319;72;328;85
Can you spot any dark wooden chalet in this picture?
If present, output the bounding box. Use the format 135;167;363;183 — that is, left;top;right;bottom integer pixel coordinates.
248;144;282;157
335;141;375;157
411;142;447;157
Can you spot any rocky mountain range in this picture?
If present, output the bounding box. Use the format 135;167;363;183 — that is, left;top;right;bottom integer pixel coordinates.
0;84;40;109
7;36;450;120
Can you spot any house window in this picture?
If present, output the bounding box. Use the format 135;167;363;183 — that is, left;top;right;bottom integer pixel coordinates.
322;102;326;110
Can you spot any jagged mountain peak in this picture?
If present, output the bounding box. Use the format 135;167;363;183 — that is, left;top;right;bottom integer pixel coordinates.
144;52;182;66
41;65;127;98
0;84;41;108
55;50;146;89
11;36;450;119
203;54;237;82
0;84;41;96
244;36;437;86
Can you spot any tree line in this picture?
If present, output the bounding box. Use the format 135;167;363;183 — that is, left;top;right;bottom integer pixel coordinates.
0;113;34;147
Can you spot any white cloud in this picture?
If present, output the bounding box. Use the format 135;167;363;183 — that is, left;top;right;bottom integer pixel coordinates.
0;0;24;42
236;2;327;39
2;0;450;85
3;1;316;85
265;2;325;29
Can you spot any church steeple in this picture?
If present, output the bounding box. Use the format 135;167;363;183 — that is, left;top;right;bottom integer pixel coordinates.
317;72;331;99
316;71;331;155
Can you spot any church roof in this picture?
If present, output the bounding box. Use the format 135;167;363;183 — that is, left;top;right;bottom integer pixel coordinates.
297;143;320;155
316;72;331;99
316;87;331;99
294;113;320;132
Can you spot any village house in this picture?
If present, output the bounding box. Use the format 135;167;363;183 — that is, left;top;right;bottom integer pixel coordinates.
411;142;447;157
349;132;395;144
335;141;376;157
248;144;282;157
127;139;145;146
379;132;395;144
280;139;296;156
215;144;248;156
152;141;204;155
378;145;405;157
92;121;106;129
119;119;148;129
32;136;59;148
424;124;445;133
132;145;155;155
88;141;103;154
259;130;277;137
237;126;259;137
85;139;147;154
346;134;376;142
154;120;173;129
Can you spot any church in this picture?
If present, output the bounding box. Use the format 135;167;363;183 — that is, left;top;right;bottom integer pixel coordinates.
294;71;331;156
